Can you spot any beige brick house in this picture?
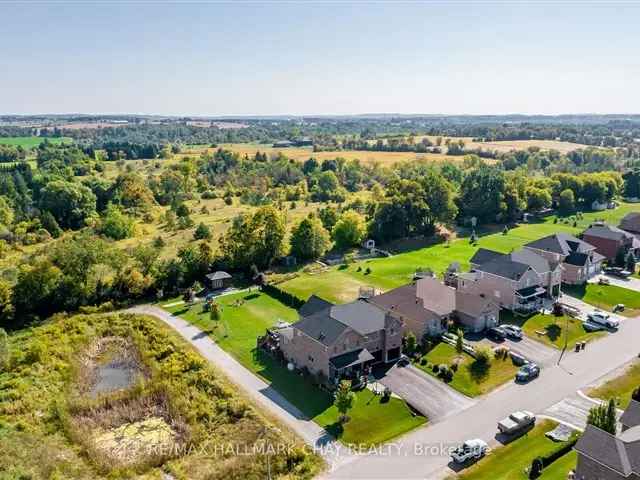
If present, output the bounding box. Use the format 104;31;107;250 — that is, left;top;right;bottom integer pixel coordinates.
278;298;403;383
523;233;604;285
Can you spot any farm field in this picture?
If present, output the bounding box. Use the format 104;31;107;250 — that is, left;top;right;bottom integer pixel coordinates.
0;136;71;148
414;135;594;154
416;343;519;397
281;202;640;304
192;142;467;166
456;420;578;480
162;292;426;446
589;359;640;408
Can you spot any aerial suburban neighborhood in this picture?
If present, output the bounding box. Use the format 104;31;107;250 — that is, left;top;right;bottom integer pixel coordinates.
2;2;640;480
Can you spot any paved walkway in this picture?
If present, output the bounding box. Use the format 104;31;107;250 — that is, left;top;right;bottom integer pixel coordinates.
377;364;476;422
127;306;355;471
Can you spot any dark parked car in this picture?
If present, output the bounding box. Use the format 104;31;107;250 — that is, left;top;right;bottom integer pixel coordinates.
487;326;508;341
604;267;632;278
516;363;540;382
396;354;410;367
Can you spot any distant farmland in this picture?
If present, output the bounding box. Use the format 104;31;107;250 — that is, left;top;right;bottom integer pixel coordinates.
417;136;595;154
185;143;472;166
0;136;72;148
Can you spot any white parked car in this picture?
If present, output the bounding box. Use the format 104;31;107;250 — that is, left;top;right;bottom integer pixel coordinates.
451;439;489;464
498;410;536;434
587;310;619;329
502;324;524;339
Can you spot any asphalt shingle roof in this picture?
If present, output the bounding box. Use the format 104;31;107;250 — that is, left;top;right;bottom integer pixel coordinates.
525;233;595;256
330;301;387;336
621;399;640;430
575;425;633;476
474;256;532;281
299;295;334;317
470;248;506;266
620;212;640;233
291;310;349;347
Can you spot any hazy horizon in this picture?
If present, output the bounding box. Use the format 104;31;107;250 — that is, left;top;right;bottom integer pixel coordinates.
2;1;639;116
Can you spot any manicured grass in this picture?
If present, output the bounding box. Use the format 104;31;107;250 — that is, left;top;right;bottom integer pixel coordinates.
564;283;640;317
278;203;640;304
163;291;426;446
539;450;577;480
515;313;605;349
314;389;426;446
457;421;576;480
416;343;519;397
278;269;372;303
0;136;71;148
589;359;640;408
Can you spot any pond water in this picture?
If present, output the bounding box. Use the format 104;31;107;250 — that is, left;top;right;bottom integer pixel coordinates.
91;362;139;396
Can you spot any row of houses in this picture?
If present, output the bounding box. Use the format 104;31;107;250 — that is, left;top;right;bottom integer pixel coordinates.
271;214;640;386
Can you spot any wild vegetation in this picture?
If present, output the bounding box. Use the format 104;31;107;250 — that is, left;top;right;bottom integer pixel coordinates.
0;311;321;479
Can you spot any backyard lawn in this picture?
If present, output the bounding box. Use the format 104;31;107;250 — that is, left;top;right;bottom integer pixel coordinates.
589;359;640;408
457;421;577;480
279;203;640;305
416;343;519;397
563;283;640;317
162;291;426;446
513;313;605;349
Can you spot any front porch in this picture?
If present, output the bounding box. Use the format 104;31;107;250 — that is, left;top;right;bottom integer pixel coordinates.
329;348;375;384
514;285;546;312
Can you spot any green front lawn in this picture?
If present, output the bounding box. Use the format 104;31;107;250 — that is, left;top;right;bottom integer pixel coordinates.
564;283;640;317
162;291;425;446
539;450;577;480
514;313;605;349
416;343;519;397
457;421;577;480
589;359;640;408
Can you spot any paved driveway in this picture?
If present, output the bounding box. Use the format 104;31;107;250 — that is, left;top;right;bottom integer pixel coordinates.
377;364;476;422
481;336;558;367
560;293;626;324
542;392;601;431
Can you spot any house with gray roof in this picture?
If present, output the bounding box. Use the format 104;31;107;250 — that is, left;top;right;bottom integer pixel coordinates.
278;297;403;384
523;233;605;285
583;223;640;261
461;247;557;312
574;400;640;479
620;212;640;237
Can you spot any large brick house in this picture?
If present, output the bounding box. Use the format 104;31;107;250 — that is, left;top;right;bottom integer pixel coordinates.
523;233;605;285
583;224;640;261
458;248;550;312
278;298;403;383
573;400;640;479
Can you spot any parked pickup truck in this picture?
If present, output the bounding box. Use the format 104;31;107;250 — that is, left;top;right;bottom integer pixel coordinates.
450;439;489;464
498;411;536;434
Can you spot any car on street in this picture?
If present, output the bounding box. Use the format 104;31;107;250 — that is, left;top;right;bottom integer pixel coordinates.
396;354;410;367
498;410;536;434
604;267;632;278
502;324;523;340
450;439;489;464
487;326;508;341
516;363;540;382
588;310;620;329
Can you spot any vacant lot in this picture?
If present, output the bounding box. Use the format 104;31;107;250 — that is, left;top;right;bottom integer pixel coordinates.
163;292;426;446
589;359;640;408
0;136;71;148
456;420;577;480
416;343;519;397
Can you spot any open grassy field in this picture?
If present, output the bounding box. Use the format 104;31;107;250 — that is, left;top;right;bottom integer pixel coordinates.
563;283;640;317
456;420;577;480
280;203;640;304
589;359;640;408
415;343;519;397
0;136;71;148
415;135;594;154
162;291;426;446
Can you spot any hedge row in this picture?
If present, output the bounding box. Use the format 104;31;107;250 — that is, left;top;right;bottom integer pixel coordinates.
541;437;579;468
261;284;305;309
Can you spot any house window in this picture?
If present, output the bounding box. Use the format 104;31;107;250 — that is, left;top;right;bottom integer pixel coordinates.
494;290;501;298
308;356;314;362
